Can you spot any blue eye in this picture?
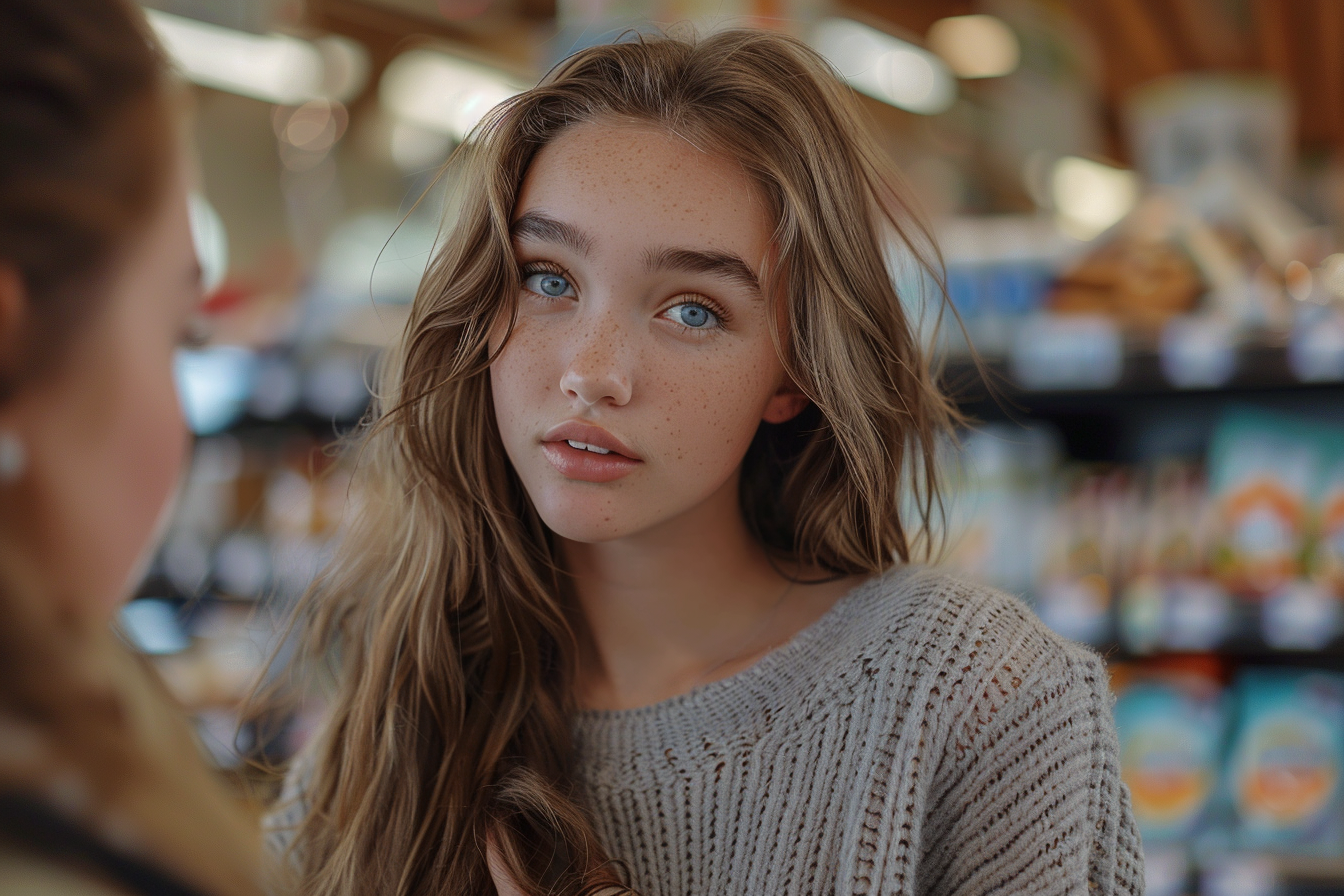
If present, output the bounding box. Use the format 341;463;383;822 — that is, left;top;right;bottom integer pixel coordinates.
666;302;719;329
524;271;574;298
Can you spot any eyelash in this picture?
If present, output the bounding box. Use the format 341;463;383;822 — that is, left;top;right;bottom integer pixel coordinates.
517;261;732;333
664;295;730;335
519;261;572;297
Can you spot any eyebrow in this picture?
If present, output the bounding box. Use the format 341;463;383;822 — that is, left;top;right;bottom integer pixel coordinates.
643;246;762;295
510;211;594;257
510;210;762;295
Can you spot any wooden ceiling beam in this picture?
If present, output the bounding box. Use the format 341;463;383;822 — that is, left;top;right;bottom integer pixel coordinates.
1316;0;1344;151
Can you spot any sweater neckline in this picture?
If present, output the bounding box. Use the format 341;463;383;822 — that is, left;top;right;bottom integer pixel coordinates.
571;565;914;740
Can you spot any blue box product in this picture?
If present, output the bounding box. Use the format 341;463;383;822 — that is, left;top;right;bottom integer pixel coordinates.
1115;674;1228;844
1224;669;1344;855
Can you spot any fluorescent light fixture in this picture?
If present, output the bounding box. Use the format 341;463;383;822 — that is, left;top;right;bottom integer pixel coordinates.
1051;156;1138;241
380;49;527;141
146;9;366;104
810;18;956;115
926;14;1020;79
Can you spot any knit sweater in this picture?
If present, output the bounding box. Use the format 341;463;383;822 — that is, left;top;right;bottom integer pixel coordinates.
268;567;1145;895
569;567;1144;895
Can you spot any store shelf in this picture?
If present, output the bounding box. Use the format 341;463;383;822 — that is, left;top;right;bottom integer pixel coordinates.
942;337;1344;412
1104;637;1344;671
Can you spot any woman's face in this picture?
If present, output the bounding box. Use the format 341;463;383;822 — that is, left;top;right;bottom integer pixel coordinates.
0;165;200;616
490;121;805;544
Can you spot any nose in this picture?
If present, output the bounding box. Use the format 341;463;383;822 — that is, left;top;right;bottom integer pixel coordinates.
560;321;632;408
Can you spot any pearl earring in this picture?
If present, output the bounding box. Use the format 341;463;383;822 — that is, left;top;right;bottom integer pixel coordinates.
0;430;25;482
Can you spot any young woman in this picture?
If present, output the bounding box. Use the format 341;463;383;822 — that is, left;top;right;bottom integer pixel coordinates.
0;2;266;894
270;29;1143;896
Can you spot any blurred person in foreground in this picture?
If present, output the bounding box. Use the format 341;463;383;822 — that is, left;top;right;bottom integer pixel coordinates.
0;2;267;894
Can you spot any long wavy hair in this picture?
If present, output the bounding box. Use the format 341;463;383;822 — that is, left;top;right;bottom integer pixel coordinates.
280;28;960;896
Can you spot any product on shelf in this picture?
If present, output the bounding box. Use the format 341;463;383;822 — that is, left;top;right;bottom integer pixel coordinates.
941;424;1058;597
1034;467;1135;644
945;407;1344;653
1049;233;1202;330
1120;463;1231;653
1208;410;1344;649
1114;662;1228;845
1223;669;1344;856
1207;409;1319;597
1314;453;1344;596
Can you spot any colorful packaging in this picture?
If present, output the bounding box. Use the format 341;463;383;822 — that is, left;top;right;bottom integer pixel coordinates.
1207;409;1321;596
1313;454;1344;598
1035;468;1137;644
1120;465;1233;653
1225;669;1344;855
1115;671;1228;844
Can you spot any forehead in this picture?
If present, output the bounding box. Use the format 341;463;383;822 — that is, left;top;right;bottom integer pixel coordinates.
513;120;772;262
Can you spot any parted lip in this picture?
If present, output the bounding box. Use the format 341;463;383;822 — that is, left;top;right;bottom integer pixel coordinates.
542;421;641;460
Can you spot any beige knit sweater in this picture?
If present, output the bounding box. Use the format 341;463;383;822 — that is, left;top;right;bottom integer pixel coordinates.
569;567;1144;895
269;567;1144;894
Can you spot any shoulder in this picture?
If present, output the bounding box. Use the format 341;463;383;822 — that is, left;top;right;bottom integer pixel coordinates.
821;566;1112;732
836;565;1105;681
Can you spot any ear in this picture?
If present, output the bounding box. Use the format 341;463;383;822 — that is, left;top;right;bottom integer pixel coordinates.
761;375;809;424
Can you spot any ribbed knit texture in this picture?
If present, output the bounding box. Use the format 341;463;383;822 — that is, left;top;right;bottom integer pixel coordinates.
569;567;1144;895
266;567;1145;894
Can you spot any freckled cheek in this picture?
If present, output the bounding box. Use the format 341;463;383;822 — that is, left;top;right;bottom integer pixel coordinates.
649;352;777;470
489;320;561;434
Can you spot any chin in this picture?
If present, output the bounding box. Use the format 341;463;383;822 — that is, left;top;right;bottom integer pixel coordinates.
534;499;633;543
526;482;658;544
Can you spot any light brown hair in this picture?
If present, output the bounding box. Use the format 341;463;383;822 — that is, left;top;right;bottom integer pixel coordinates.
280;28;959;896
0;0;173;398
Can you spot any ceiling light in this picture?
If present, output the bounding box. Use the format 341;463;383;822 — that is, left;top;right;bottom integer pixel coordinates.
380;49;527;142
926;15;1020;79
809;18;956;115
1051;156;1139;241
146;9;366;105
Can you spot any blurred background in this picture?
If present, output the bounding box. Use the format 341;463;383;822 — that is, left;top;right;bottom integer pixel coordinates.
123;1;1344;893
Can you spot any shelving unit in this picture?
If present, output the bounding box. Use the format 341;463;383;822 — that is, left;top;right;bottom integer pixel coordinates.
945;340;1344;463
938;334;1344;896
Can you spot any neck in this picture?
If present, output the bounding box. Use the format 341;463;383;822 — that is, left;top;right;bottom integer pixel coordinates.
562;473;789;711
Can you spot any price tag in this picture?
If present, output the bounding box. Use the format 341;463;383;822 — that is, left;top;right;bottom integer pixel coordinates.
249;354;302;420
1159;315;1236;389
1009;314;1123;391
213;532;272;599
1199;854;1278;896
1163;578;1233;650
1142;848;1191;896
1036;575;1111;644
1262;579;1343;649
1288;313;1344;382
304;354;370;419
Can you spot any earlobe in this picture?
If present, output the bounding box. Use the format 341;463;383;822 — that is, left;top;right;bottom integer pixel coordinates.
761;380;809;424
